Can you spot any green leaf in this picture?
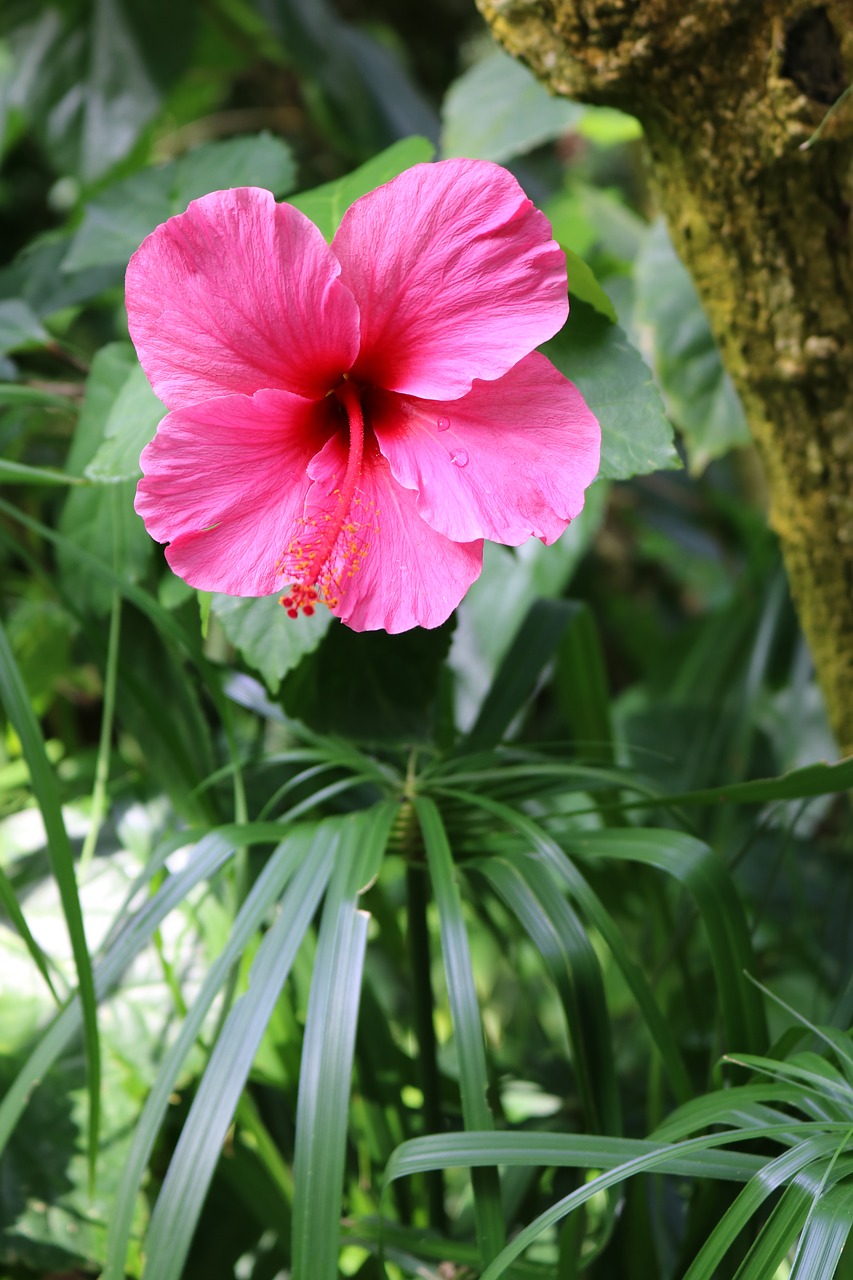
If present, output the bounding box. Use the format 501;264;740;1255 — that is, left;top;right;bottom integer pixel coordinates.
475;1130;845;1280
283;615;454;740
57;344;153;615
564;828;767;1054
0;0;195;182
436;791;693;1104
681;1138;844;1280
476;854;620;1135
291;805;397;1280
789;1180;853;1280
451;485;607;729
545;300;679;480
102;824;328;1279
0;618;100;1190
440;51;640;164
0;458;84;484
383;1130;764;1190
289;136;435;241
631;754;853;810
210;592;333;695
64;132;297;271
440;51;584;164
415;796;506;1266
466;599;587;751
0;299;48;354
84;362;165;482
139;822;341;1280
564;249;617;323
553;600;615;762
634;219;750;473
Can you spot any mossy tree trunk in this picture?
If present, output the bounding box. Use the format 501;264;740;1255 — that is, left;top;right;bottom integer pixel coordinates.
478;0;853;752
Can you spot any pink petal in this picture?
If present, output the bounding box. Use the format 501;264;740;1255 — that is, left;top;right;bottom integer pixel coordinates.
135;390;340;595
126;188;360;409
292;434;483;632
331;159;569;399
369;353;600;546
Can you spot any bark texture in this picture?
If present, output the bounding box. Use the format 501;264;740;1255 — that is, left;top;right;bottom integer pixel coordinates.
477;0;853;751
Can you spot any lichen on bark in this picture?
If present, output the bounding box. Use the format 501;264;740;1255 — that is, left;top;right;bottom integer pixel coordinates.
478;0;853;751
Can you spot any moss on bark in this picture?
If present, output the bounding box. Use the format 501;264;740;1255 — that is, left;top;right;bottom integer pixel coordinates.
478;0;853;750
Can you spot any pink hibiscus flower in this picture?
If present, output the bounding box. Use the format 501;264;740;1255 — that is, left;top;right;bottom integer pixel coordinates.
128;159;600;632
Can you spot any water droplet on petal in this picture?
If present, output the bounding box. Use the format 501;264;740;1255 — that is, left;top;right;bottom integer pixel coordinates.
436;415;450;431
450;449;468;467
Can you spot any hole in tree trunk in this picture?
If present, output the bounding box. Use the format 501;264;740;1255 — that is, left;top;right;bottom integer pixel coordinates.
781;7;847;105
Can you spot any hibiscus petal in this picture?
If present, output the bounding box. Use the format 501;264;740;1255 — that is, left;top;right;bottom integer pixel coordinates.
298;434;483;632
331;159;568;399
126;188;360;409
370;352;600;546
135;389;340;595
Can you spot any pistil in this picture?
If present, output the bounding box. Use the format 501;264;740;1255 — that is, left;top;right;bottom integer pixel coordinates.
280;379;366;617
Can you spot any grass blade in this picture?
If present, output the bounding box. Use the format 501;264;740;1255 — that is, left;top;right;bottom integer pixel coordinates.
465;599;584;750
475;853;621;1135
140;820;343;1280
0;614;101;1186
383;1130;764;1187
102;823;324;1279
291;803;397;1280
415;795;506;1266
0;824;273;1158
436;788;692;1103
789;1180;853;1280
565;828;767;1053
0;860;59;1001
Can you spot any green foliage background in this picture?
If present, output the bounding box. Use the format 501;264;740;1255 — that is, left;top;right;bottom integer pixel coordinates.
0;2;851;1279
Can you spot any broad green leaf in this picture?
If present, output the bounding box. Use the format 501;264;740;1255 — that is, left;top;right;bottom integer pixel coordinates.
0;0;195;182
211;592;333;694
564;248;617;323
440;51;640;163
634;219;750;473
545;300;679;480
84;362;165;482
0;298;48;353
289;136;435;241
64;132;297;271
0;1050;149;1275
441;51;584;163
57;344;152;615
0;236;121;320
283;614;454;740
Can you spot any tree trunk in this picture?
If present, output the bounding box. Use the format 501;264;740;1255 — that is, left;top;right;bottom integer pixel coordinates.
477;0;853;752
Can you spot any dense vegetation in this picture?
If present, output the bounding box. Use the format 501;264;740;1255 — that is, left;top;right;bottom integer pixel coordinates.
0;1;851;1277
